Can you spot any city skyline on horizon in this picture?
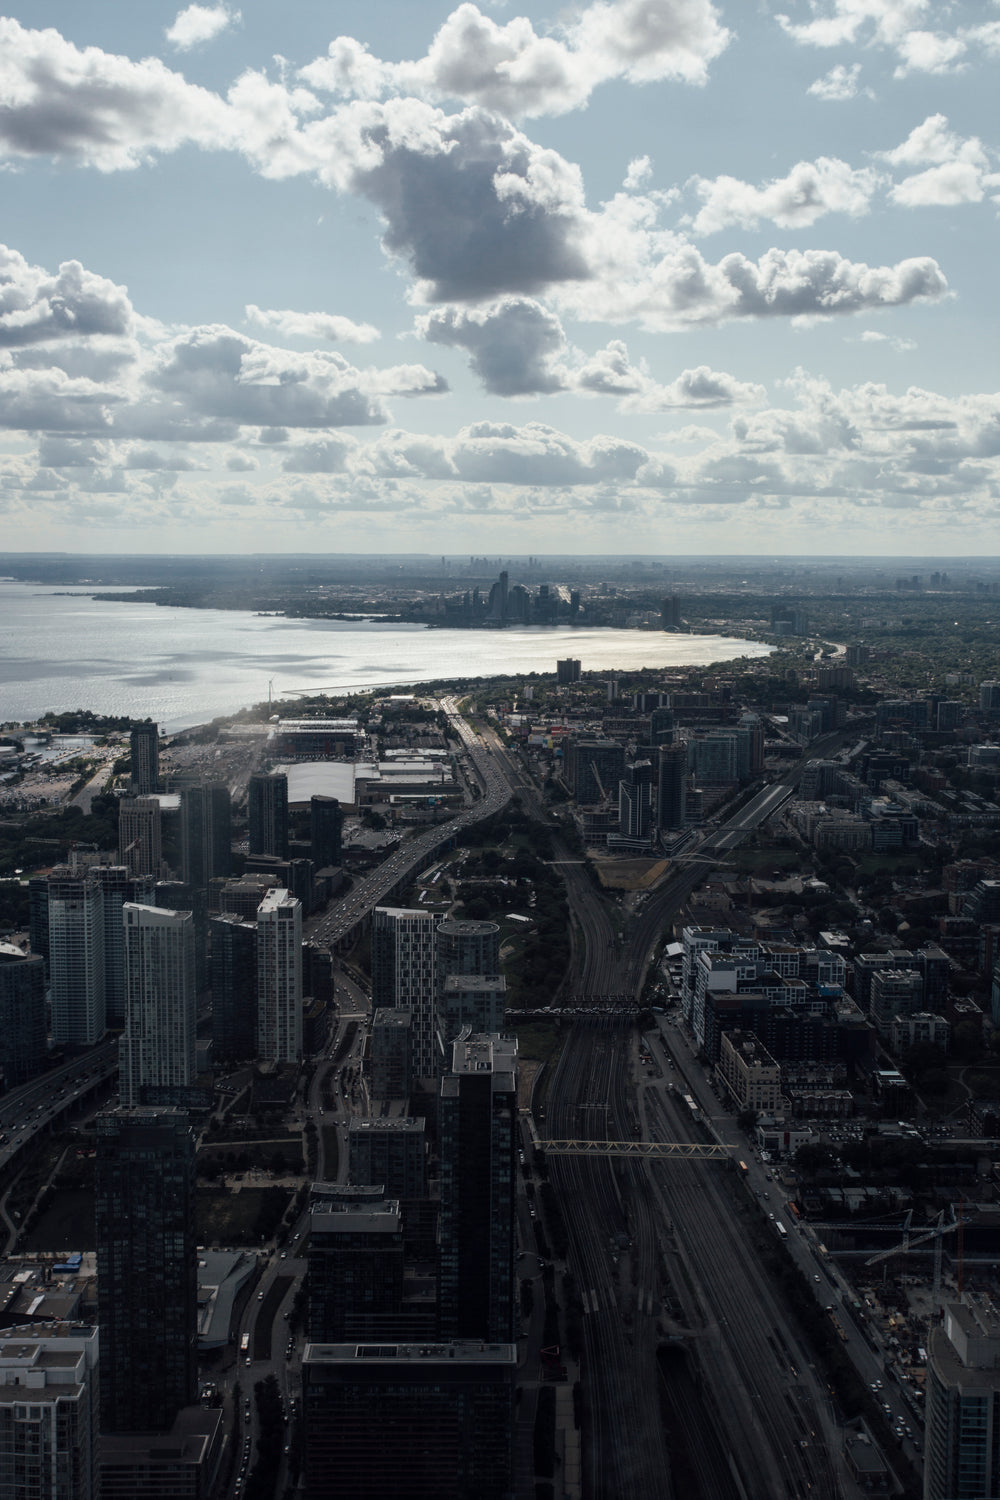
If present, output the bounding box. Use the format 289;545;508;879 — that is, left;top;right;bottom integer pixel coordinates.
1;2;999;558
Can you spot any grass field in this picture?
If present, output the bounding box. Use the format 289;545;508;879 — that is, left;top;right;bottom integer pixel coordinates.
196;1186;292;1246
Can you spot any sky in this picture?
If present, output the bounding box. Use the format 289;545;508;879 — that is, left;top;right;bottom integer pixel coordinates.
1;0;999;558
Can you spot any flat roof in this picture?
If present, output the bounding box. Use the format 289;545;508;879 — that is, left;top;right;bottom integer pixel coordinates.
304;1341;515;1366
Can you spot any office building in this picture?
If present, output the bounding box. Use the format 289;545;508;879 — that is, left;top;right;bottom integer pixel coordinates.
347;1117;427;1200
0;1326;99;1500
436;918;500;984
657;741;688;831
92;865;133;1027
96;1109;197;1434
556;657;581;685
307;1187;406;1343
248;773;289;860
256;887;302;1064
129;721;159;795
310;795;343;871
210;913;257;1064
649;706;675;745
618;759;654;843
47;869;105;1047
118;797;162;880
119;904;196;1107
219;874;280;920
439;1033;517;1344
370;1008;412;1101
439;976;507;1049
563;738;625;805
99;1407;225;1500
302;1341;515;1500
0;943;46;1087
925;1299;1000;1499
180;784;231;890
980;681;1000;715
660;595;681;629
372;907;437;1078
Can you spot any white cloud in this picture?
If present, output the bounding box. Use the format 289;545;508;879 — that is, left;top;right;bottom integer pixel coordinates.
806;63;864;99
165;5;240;51
0;17;234;169
257;99;947;328
418;298;569;395
858;329;917;350
557;242;947;330
0;243;133;346
574;342;766;409
687;157;880;234
881;115;1000;207
779;1;1000;77
418;300;765;407
301;0;729;120
245;305;380;344
623;154;653;190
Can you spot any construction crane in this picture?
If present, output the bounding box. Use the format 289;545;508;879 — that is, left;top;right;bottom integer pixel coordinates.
542;1140;735;1160
864;1209;958;1293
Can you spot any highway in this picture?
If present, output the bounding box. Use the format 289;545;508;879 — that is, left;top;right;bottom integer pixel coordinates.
306;697;511;948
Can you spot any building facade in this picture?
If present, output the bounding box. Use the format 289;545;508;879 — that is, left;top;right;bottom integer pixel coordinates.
0;1327;99;1500
256;888;302;1064
372;907;437;1079
302;1341;515;1500
129;722;159;795
119;904;197;1107
248;773;289;859
96;1109;197;1434
439;1033;517;1345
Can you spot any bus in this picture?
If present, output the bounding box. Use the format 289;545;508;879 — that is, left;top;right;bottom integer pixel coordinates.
775;1221;788;1239
240;1333;250;1353
737;1160;749;1174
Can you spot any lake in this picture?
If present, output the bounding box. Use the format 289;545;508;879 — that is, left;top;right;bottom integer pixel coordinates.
0;581;772;732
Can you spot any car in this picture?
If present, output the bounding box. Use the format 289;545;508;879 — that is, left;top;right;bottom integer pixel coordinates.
245;1356;252;1367
814;1274;821;1283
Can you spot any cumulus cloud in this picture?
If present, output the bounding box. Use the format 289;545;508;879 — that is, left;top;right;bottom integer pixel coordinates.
418;298;569;395
0;244;133;347
778;1;1000;78
881;115;1000;206
281;437;353;473
165;4;240;51
272;99;947;327
686;158;880;234
427;420;650;486
301;0;729;119
557;242;947;330
624;155;653;190
0;27;951;336
245;304;380;344
0;17;234;168
0;364;116;431
806;62;864;99
417;299;765;408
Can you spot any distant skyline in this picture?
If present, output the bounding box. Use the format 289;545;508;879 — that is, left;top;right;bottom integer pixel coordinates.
2;1;999;556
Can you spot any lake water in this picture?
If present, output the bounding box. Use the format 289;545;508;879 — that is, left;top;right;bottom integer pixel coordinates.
0;581;772;732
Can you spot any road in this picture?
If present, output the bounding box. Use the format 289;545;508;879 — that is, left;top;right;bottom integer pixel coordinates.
305;697;511;949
